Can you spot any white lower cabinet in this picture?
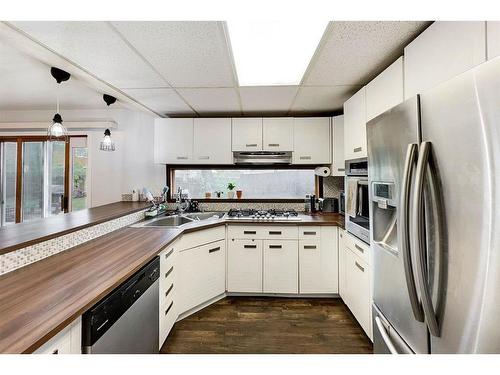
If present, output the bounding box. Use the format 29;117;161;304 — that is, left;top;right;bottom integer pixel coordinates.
227;239;263;293
34;317;81;354
178;239;226;313
263;240;299;294
159;243;178;349
299;226;338;294
338;228;347;301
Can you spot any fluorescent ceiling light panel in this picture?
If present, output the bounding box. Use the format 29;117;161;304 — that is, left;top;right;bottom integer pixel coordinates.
227;20;328;86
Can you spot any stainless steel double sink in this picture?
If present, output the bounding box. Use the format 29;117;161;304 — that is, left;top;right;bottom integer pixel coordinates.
131;212;226;228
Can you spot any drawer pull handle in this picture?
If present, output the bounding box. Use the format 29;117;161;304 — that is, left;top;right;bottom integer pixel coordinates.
354;244;365;253
165;266;174;279
269;231;282;235
246;143;258;147
269;245;282;249
198;156;210;160
354;147;362;153
244;244;257;249
209;246;221;253
303;231;317;235
355;261;365;272
300;156;312;160
176;156;188;160
165;301;174;316
304;245;317;249
268;143;280;147
244;230;256;235
165;283;174;298
165;248;174;259
52;349;59;355
338;168;345;172
340;233;343;238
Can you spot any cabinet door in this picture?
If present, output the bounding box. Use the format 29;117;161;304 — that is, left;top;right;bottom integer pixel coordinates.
34;317;81;354
293;117;331;164
159;244;177;348
344;87;367;160
263;117;294;151
263;240;298;293
227;239;263;293
331;115;345;176
232;118;263;151
154;118;193;164
338;229;347;301
404;21;486;99
487;21;500;60
178;240;226;313
366;57;404;122
193;118;232;164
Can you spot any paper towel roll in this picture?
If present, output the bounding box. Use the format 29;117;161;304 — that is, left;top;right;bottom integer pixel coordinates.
314;166;331;176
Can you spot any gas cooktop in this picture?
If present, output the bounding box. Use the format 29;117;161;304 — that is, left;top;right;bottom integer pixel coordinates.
226;208;302;221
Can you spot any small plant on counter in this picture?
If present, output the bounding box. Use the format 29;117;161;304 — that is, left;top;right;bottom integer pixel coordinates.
227;182;236;199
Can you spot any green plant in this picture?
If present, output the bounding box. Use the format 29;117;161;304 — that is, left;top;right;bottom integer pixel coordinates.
227;182;236;190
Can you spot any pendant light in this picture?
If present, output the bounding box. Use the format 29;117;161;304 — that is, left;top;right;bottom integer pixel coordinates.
48;67;71;142
100;94;117;151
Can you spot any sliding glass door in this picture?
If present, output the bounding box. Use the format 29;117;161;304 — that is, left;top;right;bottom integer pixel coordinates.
0;142;17;226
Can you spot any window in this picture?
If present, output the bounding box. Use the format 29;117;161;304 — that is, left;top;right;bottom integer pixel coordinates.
169;167;318;201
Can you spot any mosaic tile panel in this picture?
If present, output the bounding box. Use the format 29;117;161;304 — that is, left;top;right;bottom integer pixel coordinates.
0;210;146;276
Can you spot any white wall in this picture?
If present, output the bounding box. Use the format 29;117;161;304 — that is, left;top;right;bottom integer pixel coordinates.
0;108;163;208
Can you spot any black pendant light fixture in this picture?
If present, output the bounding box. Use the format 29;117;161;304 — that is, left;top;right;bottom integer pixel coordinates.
48;67;71;142
100;94;117;151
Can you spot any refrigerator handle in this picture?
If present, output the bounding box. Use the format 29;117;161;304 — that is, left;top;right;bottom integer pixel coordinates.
413;141;440;337
375;316;399;354
401;143;424;322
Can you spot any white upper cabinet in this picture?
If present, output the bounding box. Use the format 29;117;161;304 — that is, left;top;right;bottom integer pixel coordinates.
154;118;193;164
293;117;331;164
262;117;294;151
193;118;232;164
330;115;345;176
487;21;500;60
232;118;263;151
344;87;367;160
404;21;486;99
366;57;404;122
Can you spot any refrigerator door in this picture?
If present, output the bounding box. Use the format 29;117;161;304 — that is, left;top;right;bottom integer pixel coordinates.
367;97;429;354
419;57;500;353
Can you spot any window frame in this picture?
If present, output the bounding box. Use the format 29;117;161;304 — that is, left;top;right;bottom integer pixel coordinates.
166;164;323;203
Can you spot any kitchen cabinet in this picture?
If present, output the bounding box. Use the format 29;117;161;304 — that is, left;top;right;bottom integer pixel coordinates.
299;226;338;294
193;118;232;164
293;117;331;164
227;239;263;293
232;118;263;151
263;240;298;293
404;21;486;99
343;87;367;160
34;317;81;354
263;117;294;151
487;21;500;60
154;118;193;164
365;57;404;122
338;229;347;301
330;115;345;176
159;242;178;349
178;239;226;313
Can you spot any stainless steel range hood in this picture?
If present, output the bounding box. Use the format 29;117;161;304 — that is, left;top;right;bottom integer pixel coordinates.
233;151;292;165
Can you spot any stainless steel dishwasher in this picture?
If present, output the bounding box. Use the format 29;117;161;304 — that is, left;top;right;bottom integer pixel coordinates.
82;257;159;354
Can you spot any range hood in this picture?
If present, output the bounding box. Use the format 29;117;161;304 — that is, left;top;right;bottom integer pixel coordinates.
233;151;292;165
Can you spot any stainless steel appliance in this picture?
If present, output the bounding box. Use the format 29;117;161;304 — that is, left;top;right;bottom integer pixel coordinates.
345;158;370;243
233;151;292;165
226;208;301;221
368;56;500;354
82;257;160;353
339;192;345;214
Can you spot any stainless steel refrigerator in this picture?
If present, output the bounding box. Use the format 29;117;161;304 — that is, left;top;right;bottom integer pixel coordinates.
367;56;500;354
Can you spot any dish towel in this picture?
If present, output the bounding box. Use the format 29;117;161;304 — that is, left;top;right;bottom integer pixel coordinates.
346;178;359;218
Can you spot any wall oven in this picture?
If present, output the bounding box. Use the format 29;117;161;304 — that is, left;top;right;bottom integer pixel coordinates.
345;158;370;244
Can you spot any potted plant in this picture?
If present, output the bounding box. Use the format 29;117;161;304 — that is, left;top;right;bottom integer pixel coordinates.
227;182;236;199
236;190;243;199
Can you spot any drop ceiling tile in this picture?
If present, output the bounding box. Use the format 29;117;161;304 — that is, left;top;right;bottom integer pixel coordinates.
10;21;166;89
304;21;430;86
238;86;299;115
123;88;194;116
177;88;241;115
291;86;361;113
111;21;236;88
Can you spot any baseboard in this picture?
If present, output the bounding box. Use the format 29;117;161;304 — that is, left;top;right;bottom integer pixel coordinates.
226;292;340;298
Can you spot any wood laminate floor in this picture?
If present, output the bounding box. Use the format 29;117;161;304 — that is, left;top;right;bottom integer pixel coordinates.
160;297;373;354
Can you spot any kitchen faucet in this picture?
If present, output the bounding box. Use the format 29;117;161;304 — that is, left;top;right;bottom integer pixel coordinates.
175;186;189;213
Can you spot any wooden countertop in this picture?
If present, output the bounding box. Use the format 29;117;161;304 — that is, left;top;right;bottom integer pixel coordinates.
0;201;151;255
0;212;343;354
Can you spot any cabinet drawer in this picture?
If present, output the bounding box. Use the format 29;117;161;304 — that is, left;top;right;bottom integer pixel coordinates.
262;226;298;240
227;225;265;239
344;232;370;264
178;225;225;251
227;239;263;293
160;264;175;297
298;226;321;240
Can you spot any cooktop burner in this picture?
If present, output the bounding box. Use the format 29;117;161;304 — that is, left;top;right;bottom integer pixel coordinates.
227;208;301;221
